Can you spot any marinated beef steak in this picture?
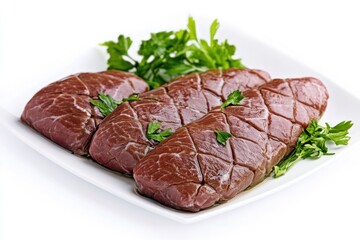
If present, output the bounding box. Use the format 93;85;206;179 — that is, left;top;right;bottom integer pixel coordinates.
89;68;271;174
133;78;329;212
21;71;148;155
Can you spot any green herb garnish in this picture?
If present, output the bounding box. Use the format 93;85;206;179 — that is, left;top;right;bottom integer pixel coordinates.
101;17;245;89
186;18;245;72
90;93;141;116
90;93;121;116
220;90;245;109
146;121;173;142
121;93;141;102
273;120;353;177
214;130;232;146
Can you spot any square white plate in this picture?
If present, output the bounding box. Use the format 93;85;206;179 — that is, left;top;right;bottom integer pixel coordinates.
1;21;359;223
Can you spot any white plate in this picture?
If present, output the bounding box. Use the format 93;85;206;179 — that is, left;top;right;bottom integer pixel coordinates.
1;22;360;224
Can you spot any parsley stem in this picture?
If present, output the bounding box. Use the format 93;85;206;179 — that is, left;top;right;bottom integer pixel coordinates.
274;152;302;178
273;120;353;178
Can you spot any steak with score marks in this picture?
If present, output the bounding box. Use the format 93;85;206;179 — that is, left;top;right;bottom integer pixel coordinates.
133;77;329;212
89;68;271;174
21;70;148;155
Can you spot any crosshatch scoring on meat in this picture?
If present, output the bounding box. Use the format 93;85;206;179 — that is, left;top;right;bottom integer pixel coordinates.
21;71;148;155
89;68;271;174
133;77;329;212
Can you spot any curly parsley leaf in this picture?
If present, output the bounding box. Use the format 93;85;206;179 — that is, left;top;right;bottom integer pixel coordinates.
101;35;135;71
273;120;353;178
146;121;173;142
90;93;141;116
214;130;232;146
101;17;245;89
221;90;245;109
90;93;120;117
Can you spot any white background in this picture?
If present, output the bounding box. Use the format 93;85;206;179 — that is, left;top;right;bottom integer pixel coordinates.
1;0;360;239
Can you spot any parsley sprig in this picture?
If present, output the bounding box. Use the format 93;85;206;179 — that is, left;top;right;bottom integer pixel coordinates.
90;93;120;116
101;17;245;89
146;121;173;142
90;93;140;116
221;90;245;109
273;120;353;177
214;130;232;146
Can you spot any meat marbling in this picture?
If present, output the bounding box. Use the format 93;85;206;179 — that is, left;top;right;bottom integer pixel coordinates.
21;70;148;155
89;68;271;174
133;77;329;212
